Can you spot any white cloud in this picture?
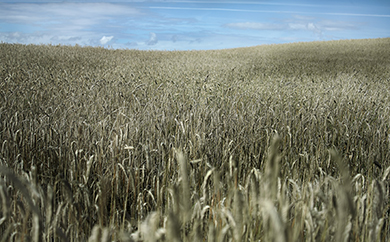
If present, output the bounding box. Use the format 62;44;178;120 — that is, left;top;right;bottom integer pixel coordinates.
318;20;358;31
291;15;315;20
225;22;284;30
288;23;306;30
0;3;141;46
0;3;140;23
100;36;114;45
147;32;158;45
225;19;327;40
289;22;320;33
0;31;95;46
286;22;322;38
307;23;320;33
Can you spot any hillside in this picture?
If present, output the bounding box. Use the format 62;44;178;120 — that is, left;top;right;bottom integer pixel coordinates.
1;38;390;241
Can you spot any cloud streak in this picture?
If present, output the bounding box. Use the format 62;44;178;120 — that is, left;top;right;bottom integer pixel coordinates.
225;22;285;30
226;19;357;32
144;1;328;8
224;17;361;41
0;3;141;23
148;6;390;18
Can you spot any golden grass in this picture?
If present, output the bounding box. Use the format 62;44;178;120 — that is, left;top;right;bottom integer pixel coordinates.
0;38;390;241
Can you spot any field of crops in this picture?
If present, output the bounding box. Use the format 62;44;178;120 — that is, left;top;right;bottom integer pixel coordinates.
1;38;390;241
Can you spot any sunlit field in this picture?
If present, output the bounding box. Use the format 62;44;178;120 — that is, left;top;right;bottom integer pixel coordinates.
1;38;390;241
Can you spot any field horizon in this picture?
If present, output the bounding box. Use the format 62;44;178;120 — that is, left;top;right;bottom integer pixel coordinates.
1;37;390;241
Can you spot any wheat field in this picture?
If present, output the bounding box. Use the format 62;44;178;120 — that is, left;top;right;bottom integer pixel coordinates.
1;38;390;241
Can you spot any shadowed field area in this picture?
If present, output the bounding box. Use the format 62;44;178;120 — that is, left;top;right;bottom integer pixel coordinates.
1;38;390;241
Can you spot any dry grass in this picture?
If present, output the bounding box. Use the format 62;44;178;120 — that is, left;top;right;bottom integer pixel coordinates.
1;38;390;241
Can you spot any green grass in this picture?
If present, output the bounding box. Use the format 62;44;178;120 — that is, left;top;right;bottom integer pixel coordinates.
1;38;390;241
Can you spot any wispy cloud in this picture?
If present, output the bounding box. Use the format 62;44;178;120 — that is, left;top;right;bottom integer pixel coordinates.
225;15;360;41
318;20;359;31
147;32;158;45
146;1;325;8
100;36;114;45
225;22;284;30
148;6;298;14
148;6;390;18
322;12;390;18
0;3;141;23
0;2;141;46
3;0;323;7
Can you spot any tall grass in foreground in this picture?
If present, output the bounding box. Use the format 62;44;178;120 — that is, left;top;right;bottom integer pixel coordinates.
0;38;390;241
1;141;389;241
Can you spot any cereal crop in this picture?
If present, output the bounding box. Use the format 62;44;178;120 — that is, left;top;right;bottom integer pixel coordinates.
0;38;390;241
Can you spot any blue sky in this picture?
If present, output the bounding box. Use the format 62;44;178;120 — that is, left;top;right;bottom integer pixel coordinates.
0;0;389;50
